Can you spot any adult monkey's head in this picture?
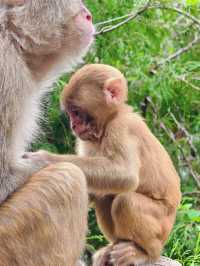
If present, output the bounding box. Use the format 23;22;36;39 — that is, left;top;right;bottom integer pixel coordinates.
4;0;95;80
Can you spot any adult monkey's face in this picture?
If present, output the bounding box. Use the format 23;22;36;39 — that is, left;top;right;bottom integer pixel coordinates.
8;0;95;69
73;1;95;46
61;0;95;59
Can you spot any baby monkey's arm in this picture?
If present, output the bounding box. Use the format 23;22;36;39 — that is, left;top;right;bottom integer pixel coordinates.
26;150;140;195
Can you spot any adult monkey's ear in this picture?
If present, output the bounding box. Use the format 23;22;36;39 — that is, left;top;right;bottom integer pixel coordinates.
0;0;25;6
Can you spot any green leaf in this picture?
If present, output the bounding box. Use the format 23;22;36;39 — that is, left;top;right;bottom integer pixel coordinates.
186;0;200;5
186;210;200;222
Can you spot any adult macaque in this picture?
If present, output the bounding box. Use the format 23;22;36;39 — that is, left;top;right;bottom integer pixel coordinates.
0;0;94;203
29;64;181;266
0;0;94;265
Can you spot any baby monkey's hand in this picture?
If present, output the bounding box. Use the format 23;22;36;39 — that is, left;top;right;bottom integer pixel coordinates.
23;150;52;166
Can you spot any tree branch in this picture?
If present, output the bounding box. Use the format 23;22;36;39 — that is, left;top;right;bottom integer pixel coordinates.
95;3;200;72
169;112;198;158
149;4;200;27
143;97;200;189
176;75;200;92
182;191;200;196
150;34;200;73
95;1;151;36
95;13;131;27
161;122;200;189
95;3;200;36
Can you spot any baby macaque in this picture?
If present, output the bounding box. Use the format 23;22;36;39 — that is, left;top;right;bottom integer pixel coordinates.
29;64;181;266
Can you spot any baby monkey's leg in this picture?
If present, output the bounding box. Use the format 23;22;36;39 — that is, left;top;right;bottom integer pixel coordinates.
92;196;116;266
94;195;116;242
109;192;173;265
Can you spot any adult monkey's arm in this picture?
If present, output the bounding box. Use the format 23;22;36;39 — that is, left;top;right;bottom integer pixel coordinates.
0;163;88;266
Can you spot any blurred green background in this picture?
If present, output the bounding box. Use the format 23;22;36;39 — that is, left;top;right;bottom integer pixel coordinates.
34;1;200;265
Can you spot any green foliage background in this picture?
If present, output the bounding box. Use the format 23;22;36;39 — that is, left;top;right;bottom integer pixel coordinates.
35;1;200;265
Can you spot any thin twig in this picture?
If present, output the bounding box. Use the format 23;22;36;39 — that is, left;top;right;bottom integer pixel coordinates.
193;76;200;81
180;152;200;188
95;3;200;36
182;191;200;196
161;119;200;188
169;112;198;157
95;13;131;27
95;1;151;36
95;3;200;71
162;124;200;188
150;34;200;72
144;97;200;188
176;75;200;92
149;5;200;27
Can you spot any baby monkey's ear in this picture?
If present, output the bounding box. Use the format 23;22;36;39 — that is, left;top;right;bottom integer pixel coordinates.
103;78;124;105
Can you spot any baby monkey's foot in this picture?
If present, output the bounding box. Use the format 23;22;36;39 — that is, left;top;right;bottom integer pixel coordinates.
110;241;147;266
93;245;114;266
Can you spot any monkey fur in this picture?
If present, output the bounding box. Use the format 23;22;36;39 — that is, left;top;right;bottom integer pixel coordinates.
29;64;181;266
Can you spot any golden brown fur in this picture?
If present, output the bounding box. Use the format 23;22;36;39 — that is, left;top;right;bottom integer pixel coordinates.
29;64;181;266
0;163;88;266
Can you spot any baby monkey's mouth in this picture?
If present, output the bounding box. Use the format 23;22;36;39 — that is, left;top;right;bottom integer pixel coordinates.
66;103;96;140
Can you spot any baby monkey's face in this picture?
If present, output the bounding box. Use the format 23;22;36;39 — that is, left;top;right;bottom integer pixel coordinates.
66;103;100;141
61;64;128;142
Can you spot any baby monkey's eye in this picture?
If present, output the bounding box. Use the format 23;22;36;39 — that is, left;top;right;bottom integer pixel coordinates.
83;113;94;124
74;110;80;116
67;103;79;113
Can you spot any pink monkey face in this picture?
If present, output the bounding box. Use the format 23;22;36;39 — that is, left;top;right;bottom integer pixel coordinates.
74;4;95;45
